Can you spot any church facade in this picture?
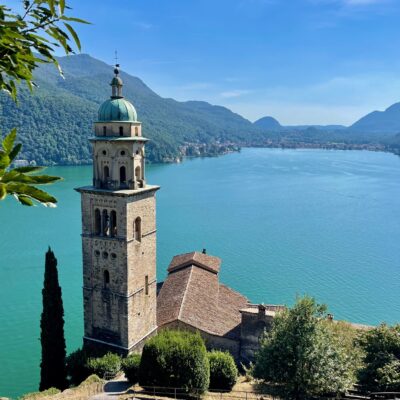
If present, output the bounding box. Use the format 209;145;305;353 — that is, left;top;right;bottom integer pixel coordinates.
76;66;282;361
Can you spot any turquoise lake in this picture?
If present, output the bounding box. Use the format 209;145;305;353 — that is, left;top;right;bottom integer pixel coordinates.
0;148;400;398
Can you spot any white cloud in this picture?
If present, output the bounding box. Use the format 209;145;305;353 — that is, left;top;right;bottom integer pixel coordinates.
220;89;252;98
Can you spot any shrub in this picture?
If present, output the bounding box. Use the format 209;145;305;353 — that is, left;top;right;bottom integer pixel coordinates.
358;324;400;391
208;351;238;390
87;352;121;379
66;348;90;386
139;329;210;393
122;354;141;384
20;387;60;399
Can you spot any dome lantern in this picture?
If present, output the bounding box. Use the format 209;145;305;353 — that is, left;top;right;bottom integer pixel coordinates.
97;63;138;123
111;64;123;99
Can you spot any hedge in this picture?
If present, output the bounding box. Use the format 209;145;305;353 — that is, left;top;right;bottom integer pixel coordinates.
139;329;210;393
208;351;238;390
121;353;141;384
87;352;121;379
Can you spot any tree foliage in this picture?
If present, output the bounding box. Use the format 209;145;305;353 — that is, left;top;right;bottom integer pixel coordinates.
86;352;121;379
208;351;238;391
0;0;88;100
358;324;400;392
39;247;67;391
253;296;358;399
66;347;91;386
139;330;210;393
0;129;61;206
121;353;141;384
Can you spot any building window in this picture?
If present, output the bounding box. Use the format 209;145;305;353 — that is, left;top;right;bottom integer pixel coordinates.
104;270;110;286
134;217;141;242
135;127;139;136
102;209;109;236
135;166;141;180
103;126;106;136
104;165;109;179
120;150;126;156
119;126;123;136
120;166;126;187
110;210;117;237
145;275;149;295
94;208;101;235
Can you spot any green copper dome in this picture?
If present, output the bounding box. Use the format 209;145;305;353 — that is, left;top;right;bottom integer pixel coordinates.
98;97;137;122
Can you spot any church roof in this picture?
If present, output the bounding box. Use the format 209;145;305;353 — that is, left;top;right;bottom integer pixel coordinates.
157;252;249;339
97;98;137;123
167;251;221;274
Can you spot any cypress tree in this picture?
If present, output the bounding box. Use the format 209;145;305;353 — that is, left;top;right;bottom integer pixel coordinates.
39;247;67;391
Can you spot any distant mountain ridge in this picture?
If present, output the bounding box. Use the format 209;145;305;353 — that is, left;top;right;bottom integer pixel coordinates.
0;54;266;164
1;53;400;165
254;116;282;130
349;102;400;134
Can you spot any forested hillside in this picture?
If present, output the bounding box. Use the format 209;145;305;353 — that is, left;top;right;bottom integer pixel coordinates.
1;54;400;165
0;54;264;165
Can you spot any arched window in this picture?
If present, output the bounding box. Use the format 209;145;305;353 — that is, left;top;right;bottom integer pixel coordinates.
103;126;106;135
135;127;139;136
104;270;110;286
119;126;123;136
102;209;109;236
94;208;101;235
145;275;149;295
134;217;141;242
104;165;109;179
120;166;126;186
135;166;141;180
110;210;117;237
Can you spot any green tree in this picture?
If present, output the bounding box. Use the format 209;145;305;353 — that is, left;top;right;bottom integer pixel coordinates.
39;247;67;391
0;0;88;100
0;128;61;206
358;324;400;392
207;351;238;390
139;329;210;393
253;296;357;399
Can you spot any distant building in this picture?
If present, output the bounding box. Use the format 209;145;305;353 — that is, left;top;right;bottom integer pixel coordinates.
12;159;29;167
76;66;283;361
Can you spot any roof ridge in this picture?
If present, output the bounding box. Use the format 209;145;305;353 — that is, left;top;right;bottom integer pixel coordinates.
178;266;193;320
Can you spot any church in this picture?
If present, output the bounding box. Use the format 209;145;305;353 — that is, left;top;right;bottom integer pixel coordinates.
76;66;283;363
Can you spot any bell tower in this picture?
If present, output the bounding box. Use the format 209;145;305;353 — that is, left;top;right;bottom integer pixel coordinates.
76;65;159;354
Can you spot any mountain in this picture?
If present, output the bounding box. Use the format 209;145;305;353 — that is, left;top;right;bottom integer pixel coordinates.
287;124;346;131
1;53;400;165
254;116;282;130
0;54;265;165
350;103;400;134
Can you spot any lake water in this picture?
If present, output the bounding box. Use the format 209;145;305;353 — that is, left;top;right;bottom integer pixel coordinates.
0;148;400;398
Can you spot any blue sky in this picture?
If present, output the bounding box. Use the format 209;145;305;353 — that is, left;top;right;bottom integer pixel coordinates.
62;1;400;124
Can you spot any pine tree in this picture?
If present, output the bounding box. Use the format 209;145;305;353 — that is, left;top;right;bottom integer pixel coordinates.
39;248;67;391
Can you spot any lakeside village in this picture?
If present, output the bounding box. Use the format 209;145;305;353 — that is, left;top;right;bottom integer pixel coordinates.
9;67;400;400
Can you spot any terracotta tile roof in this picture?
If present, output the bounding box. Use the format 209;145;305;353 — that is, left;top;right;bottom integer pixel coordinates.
157;252;249;339
167;251;221;274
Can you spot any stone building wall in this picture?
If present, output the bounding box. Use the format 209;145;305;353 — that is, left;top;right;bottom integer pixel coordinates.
240;305;282;363
79;187;159;355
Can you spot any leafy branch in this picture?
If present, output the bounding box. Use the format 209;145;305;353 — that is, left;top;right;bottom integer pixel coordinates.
0;129;61;206
0;0;89;101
